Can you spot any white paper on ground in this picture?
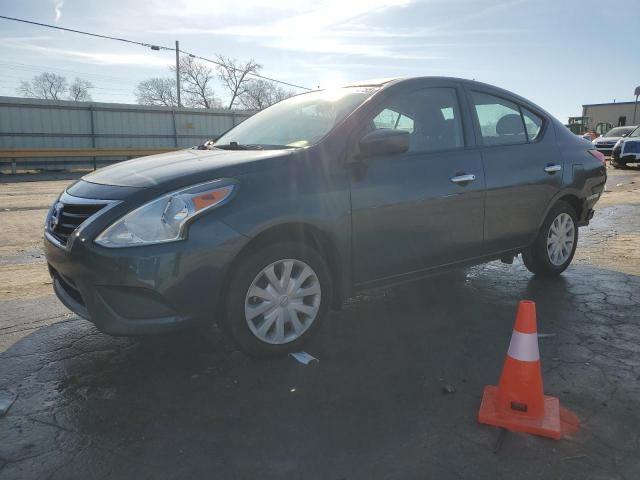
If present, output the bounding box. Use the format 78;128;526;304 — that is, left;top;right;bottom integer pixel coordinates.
289;351;319;365
0;390;17;417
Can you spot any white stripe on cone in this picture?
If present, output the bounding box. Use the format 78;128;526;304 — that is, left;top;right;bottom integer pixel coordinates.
506;331;540;362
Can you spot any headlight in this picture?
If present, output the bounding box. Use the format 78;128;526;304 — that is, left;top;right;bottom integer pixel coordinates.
95;179;236;248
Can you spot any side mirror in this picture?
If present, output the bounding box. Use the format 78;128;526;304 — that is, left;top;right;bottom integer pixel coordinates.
358;128;410;158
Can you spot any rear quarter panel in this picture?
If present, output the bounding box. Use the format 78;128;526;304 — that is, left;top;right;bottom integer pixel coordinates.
551;120;607;220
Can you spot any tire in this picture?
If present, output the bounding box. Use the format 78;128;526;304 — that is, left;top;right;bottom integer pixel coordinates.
611;161;626;169
523;200;579;277
221;242;332;357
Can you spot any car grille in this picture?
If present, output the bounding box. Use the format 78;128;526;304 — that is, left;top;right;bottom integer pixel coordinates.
624;141;640;154
49;201;107;245
596;142;615;148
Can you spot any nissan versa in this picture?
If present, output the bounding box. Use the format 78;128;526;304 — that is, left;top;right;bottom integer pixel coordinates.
44;77;607;355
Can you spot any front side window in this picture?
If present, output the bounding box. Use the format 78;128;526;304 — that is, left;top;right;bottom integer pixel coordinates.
368;87;464;153
215;87;378;149
373;109;414;133
472;92;527;146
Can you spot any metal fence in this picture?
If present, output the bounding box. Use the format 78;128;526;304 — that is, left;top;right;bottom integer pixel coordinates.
0;96;254;173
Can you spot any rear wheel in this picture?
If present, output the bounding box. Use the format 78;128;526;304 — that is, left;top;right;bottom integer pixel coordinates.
523;201;578;276
222;242;332;356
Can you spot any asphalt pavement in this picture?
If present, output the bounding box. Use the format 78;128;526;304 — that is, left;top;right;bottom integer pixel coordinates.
0;170;639;479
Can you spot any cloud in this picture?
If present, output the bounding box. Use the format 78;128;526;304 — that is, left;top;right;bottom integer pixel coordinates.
54;1;64;22
6;41;172;68
150;0;421;58
150;0;524;59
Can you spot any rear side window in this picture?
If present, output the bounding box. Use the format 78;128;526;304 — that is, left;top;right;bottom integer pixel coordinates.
522;107;543;141
471;92;526;146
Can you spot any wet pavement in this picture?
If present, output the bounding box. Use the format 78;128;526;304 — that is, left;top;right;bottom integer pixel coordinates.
1;170;639;479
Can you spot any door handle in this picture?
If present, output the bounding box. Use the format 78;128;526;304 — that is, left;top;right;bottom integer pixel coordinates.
544;164;562;173
450;174;476;184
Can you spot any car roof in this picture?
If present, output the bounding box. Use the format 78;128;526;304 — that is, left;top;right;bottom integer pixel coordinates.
345;76;551;116
328;76;552;120
342;76;531;97
340;78;399;87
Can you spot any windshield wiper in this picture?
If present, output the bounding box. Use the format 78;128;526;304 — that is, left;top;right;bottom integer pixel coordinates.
214;141;263;150
206;141;301;151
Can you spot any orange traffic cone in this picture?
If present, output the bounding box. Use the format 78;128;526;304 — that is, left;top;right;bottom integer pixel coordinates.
478;300;563;440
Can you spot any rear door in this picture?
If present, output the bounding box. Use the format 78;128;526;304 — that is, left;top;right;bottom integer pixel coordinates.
466;89;562;253
349;84;485;284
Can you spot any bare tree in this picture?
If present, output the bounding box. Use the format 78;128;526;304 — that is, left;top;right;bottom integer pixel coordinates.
239;79;294;110
68;77;93;101
17;72;68;100
171;55;220;109
215;55;261;109
134;78;178;107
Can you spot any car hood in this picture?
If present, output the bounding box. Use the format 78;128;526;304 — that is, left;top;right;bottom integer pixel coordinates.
82;148;293;189
595;136;623;143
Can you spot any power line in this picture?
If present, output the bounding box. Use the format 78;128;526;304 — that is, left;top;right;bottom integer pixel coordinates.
184;52;311;91
0;15;168;51
0;15;312;91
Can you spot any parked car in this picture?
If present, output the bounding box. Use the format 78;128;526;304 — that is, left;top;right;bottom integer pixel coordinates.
44;77;607;355
611;126;640;168
592;125;636;156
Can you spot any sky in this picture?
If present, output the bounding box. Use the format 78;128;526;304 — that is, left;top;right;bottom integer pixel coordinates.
0;0;639;122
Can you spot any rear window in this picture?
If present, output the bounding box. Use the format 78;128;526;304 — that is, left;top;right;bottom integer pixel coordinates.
522;107;543;141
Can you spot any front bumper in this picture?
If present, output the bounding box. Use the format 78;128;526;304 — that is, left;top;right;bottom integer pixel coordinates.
611;143;640;163
594;146;614;156
45;217;249;335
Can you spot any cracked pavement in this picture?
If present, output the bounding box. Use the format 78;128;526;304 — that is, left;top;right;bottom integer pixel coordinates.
0;167;639;479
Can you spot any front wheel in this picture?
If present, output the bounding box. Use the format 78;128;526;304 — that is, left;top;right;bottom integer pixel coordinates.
221;242;332;357
523;201;578;276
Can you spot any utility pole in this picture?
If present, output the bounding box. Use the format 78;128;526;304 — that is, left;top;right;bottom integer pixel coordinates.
175;40;181;108
634;86;640;125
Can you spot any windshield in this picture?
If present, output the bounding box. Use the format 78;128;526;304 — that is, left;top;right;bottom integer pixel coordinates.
604;127;634;137
215;87;378;149
629;127;640;137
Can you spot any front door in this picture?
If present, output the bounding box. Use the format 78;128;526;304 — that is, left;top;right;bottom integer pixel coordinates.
349;86;485;285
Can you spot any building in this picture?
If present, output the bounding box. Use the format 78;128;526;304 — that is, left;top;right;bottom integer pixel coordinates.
581;101;640;132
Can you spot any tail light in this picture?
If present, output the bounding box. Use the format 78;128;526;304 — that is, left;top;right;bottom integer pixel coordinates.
588;149;606;165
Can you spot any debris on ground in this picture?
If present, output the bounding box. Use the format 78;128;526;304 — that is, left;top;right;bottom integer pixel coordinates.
442;384;456;394
537;333;557;338
0;389;17;416
289;351;319;365
561;454;588;461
